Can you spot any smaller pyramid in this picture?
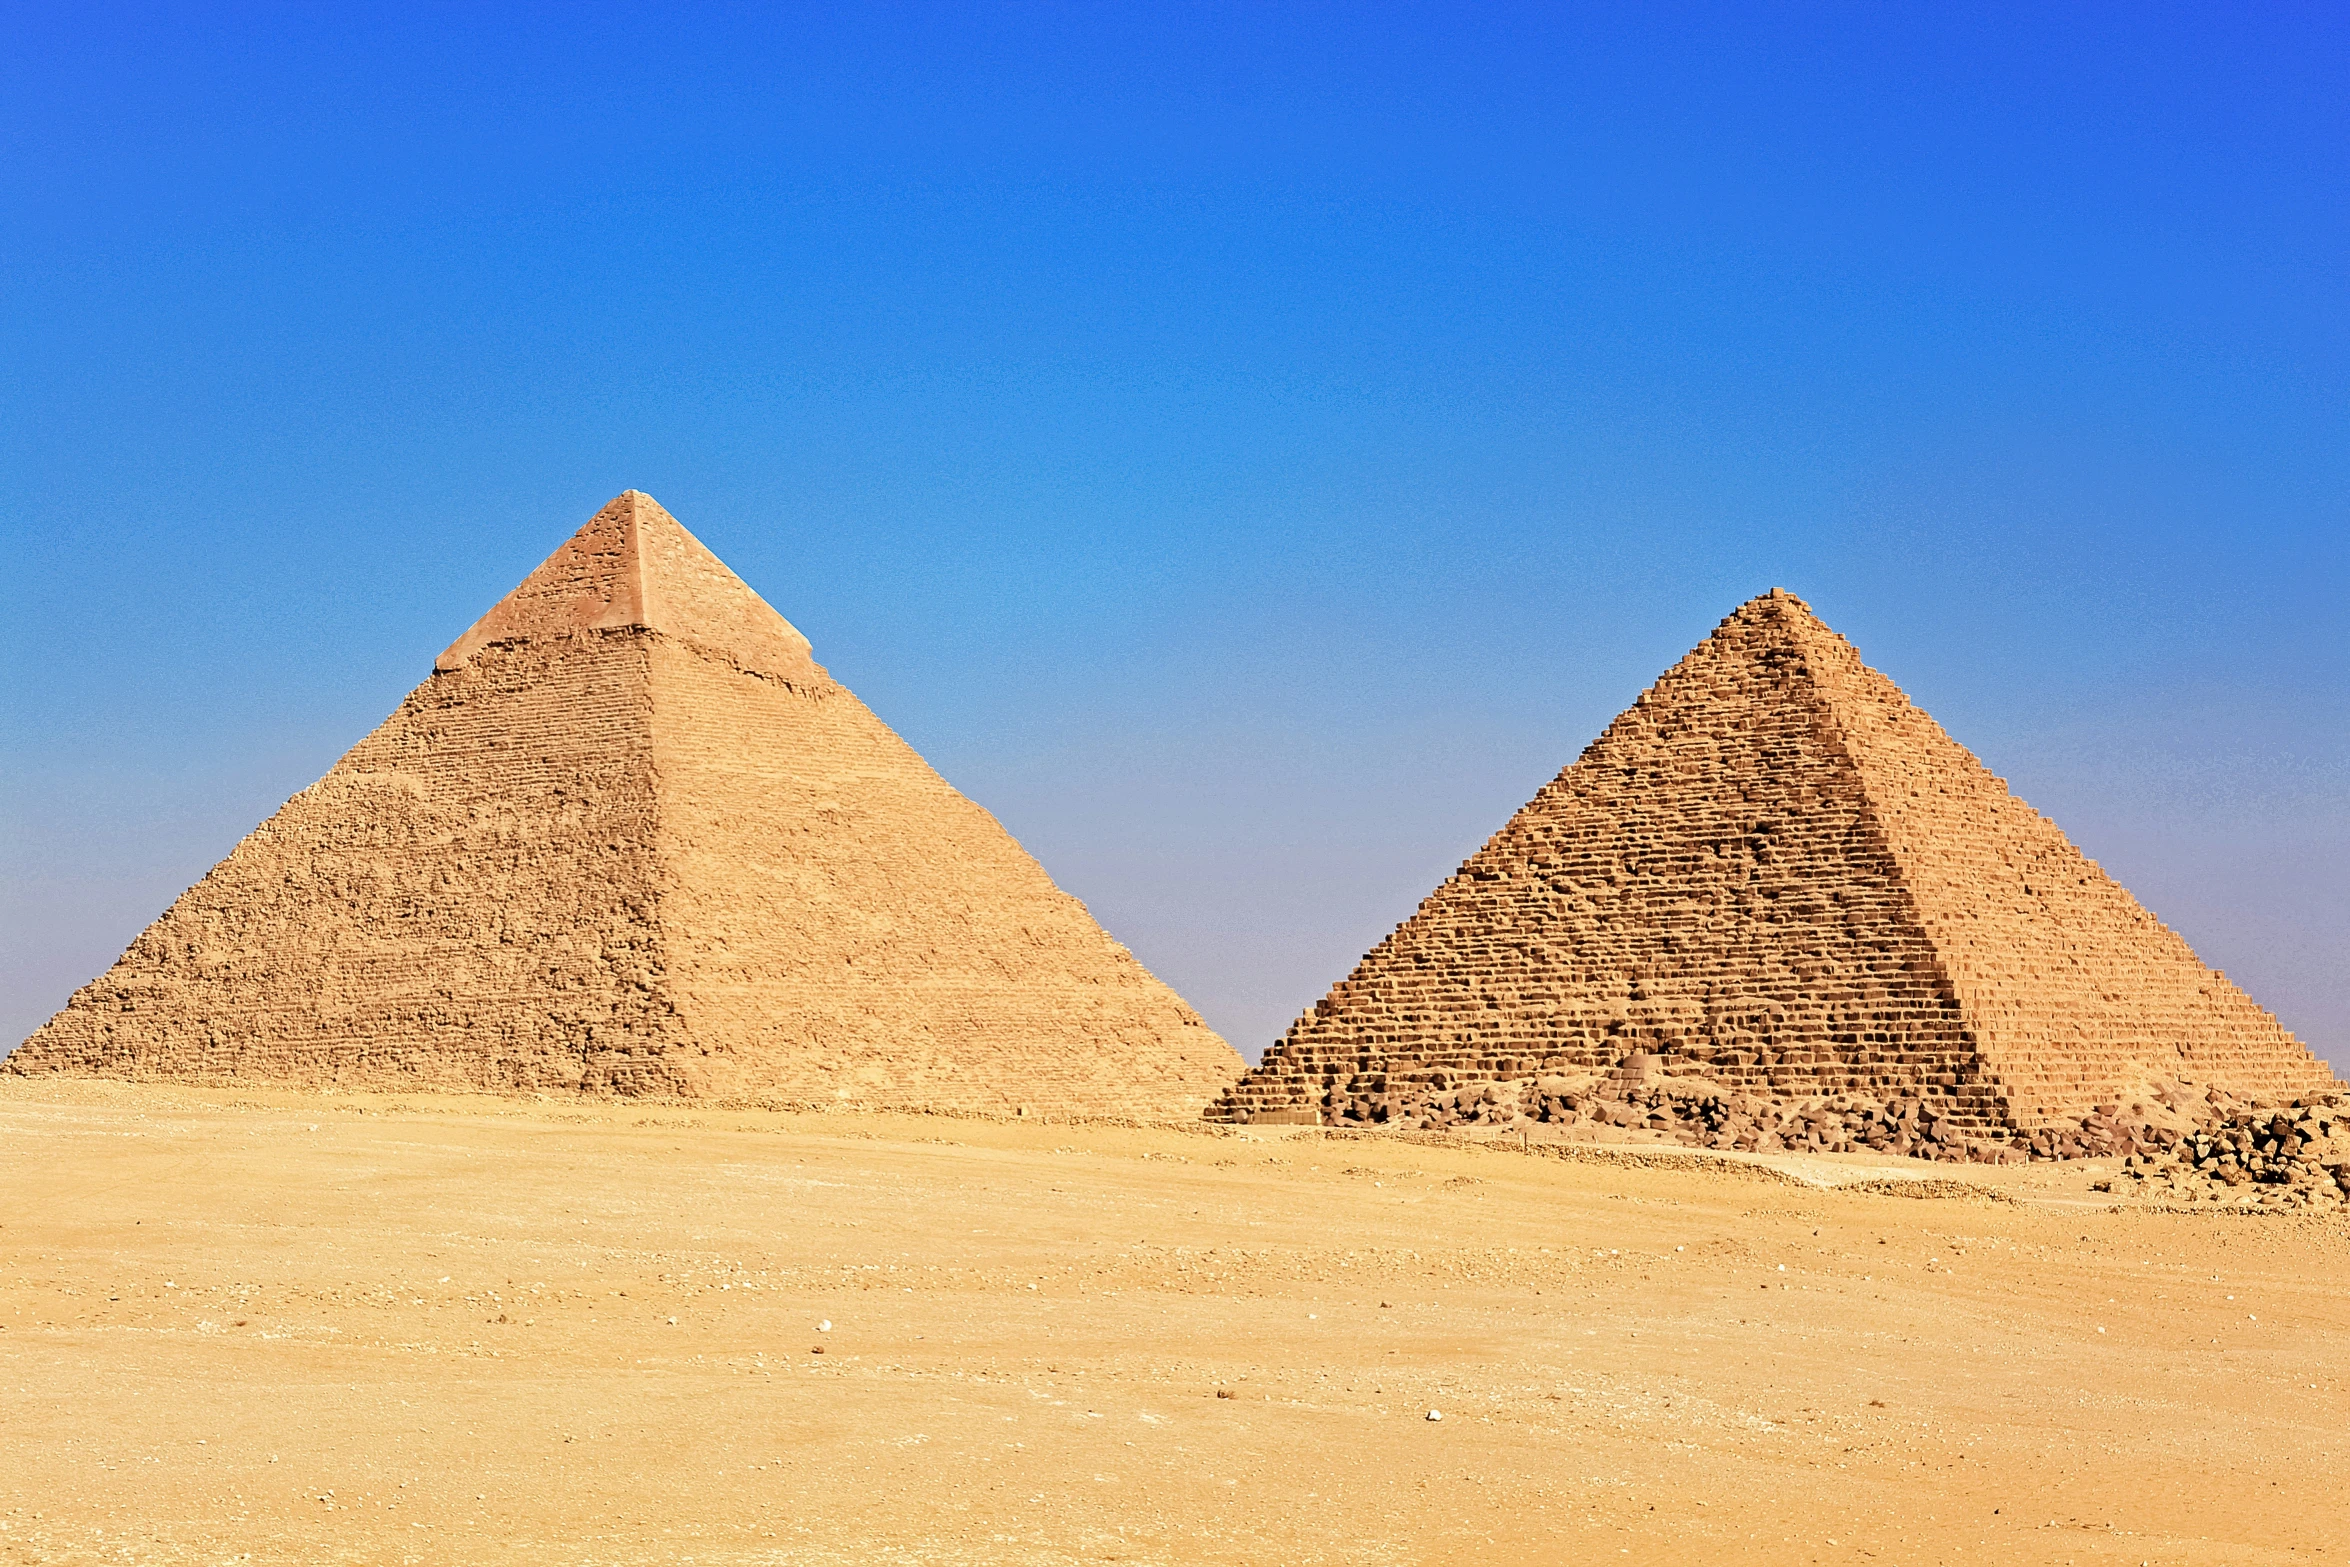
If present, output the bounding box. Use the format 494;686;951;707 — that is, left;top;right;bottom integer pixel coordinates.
1210;589;2337;1133
10;491;1242;1116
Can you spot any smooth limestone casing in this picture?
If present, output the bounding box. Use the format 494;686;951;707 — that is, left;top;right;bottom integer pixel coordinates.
9;492;1239;1116
1210;589;2337;1130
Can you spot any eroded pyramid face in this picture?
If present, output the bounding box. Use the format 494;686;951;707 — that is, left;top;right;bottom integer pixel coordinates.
9;491;1242;1115
1211;589;2335;1130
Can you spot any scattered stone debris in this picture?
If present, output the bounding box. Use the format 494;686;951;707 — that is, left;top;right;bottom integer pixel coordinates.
2117;1100;2348;1212
1306;1059;2345;1179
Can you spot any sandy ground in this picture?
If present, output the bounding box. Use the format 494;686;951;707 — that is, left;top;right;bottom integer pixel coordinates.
1;1080;2344;1566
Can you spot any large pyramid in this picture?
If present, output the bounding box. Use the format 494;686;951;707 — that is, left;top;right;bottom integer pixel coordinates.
9;491;1241;1115
1210;589;2336;1132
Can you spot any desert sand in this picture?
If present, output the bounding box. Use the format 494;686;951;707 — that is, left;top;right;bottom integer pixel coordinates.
4;1077;2343;1565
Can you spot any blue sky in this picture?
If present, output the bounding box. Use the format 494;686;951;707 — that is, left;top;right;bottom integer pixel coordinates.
5;4;2344;1070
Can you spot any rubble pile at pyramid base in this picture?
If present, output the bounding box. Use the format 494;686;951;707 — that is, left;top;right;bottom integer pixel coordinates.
2111;1100;2350;1212
1396;1067;2030;1163
1301;1050;2344;1171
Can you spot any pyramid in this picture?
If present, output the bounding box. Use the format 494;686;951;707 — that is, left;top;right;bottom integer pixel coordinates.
9;491;1241;1115
1210;589;2337;1131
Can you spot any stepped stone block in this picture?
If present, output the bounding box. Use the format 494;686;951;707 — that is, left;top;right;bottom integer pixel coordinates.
10;491;1240;1117
1208;589;2337;1131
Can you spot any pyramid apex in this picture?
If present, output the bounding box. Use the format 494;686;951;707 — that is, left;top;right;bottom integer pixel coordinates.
1729;585;1819;621
435;492;822;683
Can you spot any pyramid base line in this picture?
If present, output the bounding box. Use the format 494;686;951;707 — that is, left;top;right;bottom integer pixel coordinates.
1206;1050;2346;1168
0;1058;1230;1124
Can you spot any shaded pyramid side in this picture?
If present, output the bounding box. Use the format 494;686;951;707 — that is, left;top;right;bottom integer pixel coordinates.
641;637;1237;1116
8;636;695;1092
1210;592;2002;1126
1785;613;2337;1118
